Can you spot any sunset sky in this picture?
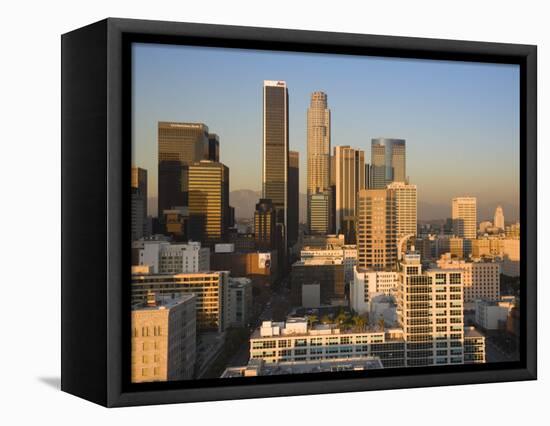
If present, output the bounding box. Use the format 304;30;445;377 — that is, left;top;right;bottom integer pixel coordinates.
132;43;520;220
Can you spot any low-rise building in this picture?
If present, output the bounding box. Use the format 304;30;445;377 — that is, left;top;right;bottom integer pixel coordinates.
249;318;406;368
474;299;514;330
464;326;486;363
132;271;229;332
436;255;500;302
139;240;210;274
228;277;253;328
350;267;398;315
221;357;384;378
131;293;196;382
291;259;345;306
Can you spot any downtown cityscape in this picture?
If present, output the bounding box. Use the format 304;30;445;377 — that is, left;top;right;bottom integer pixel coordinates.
130;47;521;383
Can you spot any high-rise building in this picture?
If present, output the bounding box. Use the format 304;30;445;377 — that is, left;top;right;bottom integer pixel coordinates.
370;138;406;189
132;271;230;332
494;205;505;230
131;167;148;240
308;192;331;235
188;160;230;246
397;252;464;366
334;146;365;243
207;133;220;162
288;151;300;245
228;277;253;328
131;293;196;382
452;197;477;239
158;122;210;216
262;80;289;248
162;207;189;242
290;258;345;306
387;182;417;239
254;198;277;250
306;92;331;233
357;189;397;270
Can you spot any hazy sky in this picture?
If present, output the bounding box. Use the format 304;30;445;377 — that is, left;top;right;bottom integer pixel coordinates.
132;42;520;219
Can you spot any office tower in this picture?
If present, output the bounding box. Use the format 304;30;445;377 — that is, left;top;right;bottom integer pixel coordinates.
158;122;210;216
132;271;230;332
309;192;331;235
397;252;464;367
357;189;397;270
288;151;299;245
131;167;148;240
306;92;331;232
370;138;406;189
262;80;289;247
494;205;505;230
464;327;486;364
139;241;210;274
131;293;196;382
207;133;220;162
188;160;230;246
365;163;371;189
387;182;417;239
254;198;277;250
162;207;189;242
334;146;365;243
452;197;477;239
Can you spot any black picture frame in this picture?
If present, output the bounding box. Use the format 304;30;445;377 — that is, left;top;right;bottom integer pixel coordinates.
61;17;537;407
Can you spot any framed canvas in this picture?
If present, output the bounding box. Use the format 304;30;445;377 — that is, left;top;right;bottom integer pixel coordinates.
61;18;537;407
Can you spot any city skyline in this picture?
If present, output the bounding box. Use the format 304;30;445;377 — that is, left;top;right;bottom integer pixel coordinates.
132;43;520;220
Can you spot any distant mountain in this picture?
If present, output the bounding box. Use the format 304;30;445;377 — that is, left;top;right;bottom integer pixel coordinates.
230;189;261;220
227;190;519;224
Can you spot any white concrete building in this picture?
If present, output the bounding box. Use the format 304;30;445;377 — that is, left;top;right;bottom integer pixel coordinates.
494;205;505;230
350;267;398;314
475;299;513;330
139;241;210;274
250;318;406;368
397;252;465;366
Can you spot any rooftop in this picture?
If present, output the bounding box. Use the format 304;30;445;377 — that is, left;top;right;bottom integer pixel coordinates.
221;357;384;378
131;293;195;311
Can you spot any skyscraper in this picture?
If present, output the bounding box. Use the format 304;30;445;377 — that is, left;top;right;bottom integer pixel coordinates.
158;122;210;216
452;197;477;239
254;198;277;250
306;92;331;233
387;182;417;239
334;145;365;243
370;138;406;189
131;167;148;240
288;151;300;245
309;192;331;235
357;189;397;270
188;160;229;246
262;80;289;247
207;133;220;162
494;205;505;230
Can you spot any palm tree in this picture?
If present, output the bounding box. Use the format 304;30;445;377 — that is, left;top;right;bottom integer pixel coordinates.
320;314;331;324
307;314;318;327
377;317;385;330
